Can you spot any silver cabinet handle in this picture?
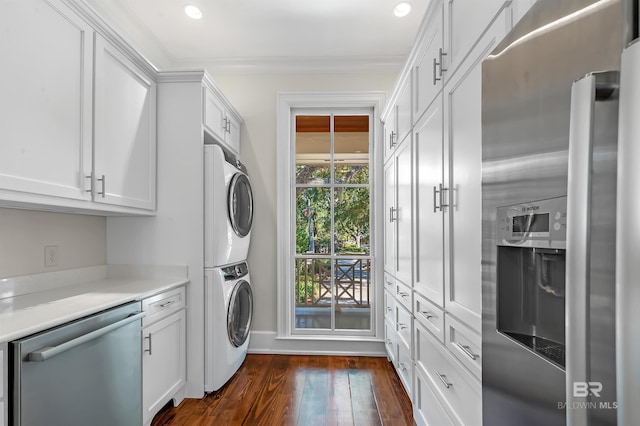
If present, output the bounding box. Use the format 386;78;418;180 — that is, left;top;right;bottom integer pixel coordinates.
437;372;452;389
386;338;393;345
27;311;146;362
144;333;152;355
389;131;397;149
85;174;93;193
97;174;106;198
386;306;393;313
399;362;408;372
455;342;479;361
438;48;448;76
389;207;397;222
433;57;440;85
566;70;619;424
398;322;408;330
385;279;393;287
433;183;449;212
398;291;409;299
420;310;434;320
159;300;175;309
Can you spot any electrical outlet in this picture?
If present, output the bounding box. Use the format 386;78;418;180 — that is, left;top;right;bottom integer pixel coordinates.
44;245;59;267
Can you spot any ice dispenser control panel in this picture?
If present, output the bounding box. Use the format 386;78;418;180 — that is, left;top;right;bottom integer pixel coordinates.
497;196;567;249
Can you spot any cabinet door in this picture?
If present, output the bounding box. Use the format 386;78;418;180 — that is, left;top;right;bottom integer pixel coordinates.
94;35;157;210
443;10;509;331
414;99;444;306
225;114;241;155
142;309;186;425
0;0;92;200
383;109;397;163
203;87;226;142
383;158;396;274
396;77;413;144
443;0;506;80
395;136;413;285
414;1;444;122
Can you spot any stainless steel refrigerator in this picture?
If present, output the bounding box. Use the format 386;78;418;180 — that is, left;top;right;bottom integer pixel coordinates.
481;0;638;424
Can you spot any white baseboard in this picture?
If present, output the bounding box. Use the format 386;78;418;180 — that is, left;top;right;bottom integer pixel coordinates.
248;330;387;356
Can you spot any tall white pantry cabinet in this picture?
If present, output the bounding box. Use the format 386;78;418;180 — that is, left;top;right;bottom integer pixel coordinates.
381;1;537;425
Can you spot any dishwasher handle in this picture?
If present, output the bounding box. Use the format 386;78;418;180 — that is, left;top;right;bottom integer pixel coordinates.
27;311;146;362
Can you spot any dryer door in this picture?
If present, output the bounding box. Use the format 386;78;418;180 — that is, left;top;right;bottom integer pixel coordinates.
227;280;253;347
228;173;253;237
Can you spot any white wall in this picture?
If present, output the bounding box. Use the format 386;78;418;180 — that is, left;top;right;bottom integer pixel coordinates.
0;208;106;278
210;73;397;334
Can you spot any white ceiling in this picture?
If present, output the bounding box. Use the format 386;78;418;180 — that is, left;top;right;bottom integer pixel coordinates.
88;0;430;73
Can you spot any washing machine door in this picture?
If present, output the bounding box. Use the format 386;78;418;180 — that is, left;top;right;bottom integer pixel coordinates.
227;280;253;347
228;173;253;237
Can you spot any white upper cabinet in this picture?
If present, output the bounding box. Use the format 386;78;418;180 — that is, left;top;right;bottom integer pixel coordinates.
396;76;413;145
382;106;397;162
0;0;158;215
414;1;444;122
442;0;505;81
203;85;242;155
0;0;93;201
442;9;510;331
384;158;396;275
93;34;157;211
414;100;444;307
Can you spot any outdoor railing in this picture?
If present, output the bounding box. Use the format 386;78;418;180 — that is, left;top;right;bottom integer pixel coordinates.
294;258;371;308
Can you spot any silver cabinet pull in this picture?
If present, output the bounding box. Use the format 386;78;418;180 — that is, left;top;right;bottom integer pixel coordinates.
433;183;449;212
389;207;397;222
97;174;106;198
420;310;434;320
27;312;146;362
386;338;393;345
437;372;452;389
433;57;440;85
398;322;408;330
85;174;93;193
399;362;408;372
389;131;397;149
385;279;393;287
159;300;175;309
456;342;479;360
144;333;152;355
398;291;409;299
386;306;393;313
438;48;448;76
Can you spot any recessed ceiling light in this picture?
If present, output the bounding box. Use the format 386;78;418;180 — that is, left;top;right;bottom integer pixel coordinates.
393;2;412;17
184;5;203;20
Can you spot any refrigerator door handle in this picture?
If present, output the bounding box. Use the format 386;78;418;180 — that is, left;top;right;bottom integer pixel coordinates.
566;70;618;425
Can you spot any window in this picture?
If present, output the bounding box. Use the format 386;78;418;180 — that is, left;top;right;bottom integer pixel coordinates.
277;93;385;340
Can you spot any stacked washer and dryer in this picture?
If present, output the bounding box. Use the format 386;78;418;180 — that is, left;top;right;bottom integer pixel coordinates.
204;144;254;392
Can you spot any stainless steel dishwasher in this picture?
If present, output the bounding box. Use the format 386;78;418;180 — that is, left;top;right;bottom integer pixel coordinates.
9;301;145;426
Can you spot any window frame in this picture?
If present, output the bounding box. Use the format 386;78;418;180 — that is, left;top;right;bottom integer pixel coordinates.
276;92;386;341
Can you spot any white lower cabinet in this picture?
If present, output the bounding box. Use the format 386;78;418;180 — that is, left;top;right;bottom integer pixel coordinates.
414;367;455;426
142;287;186;425
396;340;414;400
415;321;481;426
444;314;482;380
384;321;397;365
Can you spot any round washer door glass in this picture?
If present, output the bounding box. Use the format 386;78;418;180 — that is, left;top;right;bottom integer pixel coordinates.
228;173;253;237
228;280;253;347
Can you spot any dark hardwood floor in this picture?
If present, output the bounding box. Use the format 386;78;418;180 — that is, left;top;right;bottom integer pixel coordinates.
151;354;415;426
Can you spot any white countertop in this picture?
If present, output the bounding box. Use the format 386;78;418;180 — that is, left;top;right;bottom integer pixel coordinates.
0;265;189;342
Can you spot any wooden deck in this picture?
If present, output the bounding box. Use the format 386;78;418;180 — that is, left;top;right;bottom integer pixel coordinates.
151;354;415;426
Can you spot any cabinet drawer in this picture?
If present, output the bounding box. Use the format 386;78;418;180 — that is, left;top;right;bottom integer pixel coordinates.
414;367;455;426
415;323;481;426
142;286;186;326
385;322;397;365
445;314;481;380
395;279;412;312
396;303;413;352
384;273;396;294
414;292;445;343
396;342;414;400
384;289;397;328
